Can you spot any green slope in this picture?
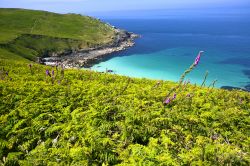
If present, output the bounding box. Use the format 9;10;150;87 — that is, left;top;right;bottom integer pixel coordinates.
0;8;250;166
0;8;116;61
0;55;250;165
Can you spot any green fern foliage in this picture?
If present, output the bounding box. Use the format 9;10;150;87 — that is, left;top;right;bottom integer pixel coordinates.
0;56;250;165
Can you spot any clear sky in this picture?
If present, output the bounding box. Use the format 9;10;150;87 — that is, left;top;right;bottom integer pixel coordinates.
1;0;249;14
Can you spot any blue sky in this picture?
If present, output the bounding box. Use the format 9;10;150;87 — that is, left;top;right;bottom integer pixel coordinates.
1;0;249;13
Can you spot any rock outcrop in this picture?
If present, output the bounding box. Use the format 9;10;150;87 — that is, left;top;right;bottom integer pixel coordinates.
41;29;139;69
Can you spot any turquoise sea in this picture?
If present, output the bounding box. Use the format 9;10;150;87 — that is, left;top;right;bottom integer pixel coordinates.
90;18;250;90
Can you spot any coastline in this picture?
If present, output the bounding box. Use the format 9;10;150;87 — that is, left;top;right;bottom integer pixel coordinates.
39;25;250;93
41;29;139;69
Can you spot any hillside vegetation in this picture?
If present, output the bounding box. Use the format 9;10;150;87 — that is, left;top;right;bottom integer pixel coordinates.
0;8;250;166
0;8;116;61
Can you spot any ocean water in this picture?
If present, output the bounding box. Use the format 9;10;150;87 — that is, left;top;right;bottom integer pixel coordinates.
90;18;250;90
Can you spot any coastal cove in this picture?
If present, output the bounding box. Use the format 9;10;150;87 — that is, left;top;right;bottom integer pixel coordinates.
90;19;250;91
41;29;139;68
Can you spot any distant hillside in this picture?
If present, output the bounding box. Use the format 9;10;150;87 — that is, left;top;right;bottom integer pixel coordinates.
0;8;116;61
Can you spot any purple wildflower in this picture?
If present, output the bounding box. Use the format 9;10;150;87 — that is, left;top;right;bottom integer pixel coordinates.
172;93;177;100
46;70;51;77
186;93;191;97
194;51;204;66
9;77;12;81
5;72;8;76
52;70;55;76
164;98;171;104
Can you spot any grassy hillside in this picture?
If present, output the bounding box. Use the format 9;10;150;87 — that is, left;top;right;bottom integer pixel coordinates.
0;54;250;165
0;53;250;165
0;8;116;61
0;8;250;166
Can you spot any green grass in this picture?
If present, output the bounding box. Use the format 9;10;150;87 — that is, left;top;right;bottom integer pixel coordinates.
0;8;115;43
0;8;116;61
0;48;27;61
0;8;250;166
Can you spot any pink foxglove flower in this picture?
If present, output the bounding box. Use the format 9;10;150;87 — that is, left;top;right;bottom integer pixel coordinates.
194;51;204;66
164;98;171;104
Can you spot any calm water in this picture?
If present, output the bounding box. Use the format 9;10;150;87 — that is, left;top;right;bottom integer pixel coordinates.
90;18;250;90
